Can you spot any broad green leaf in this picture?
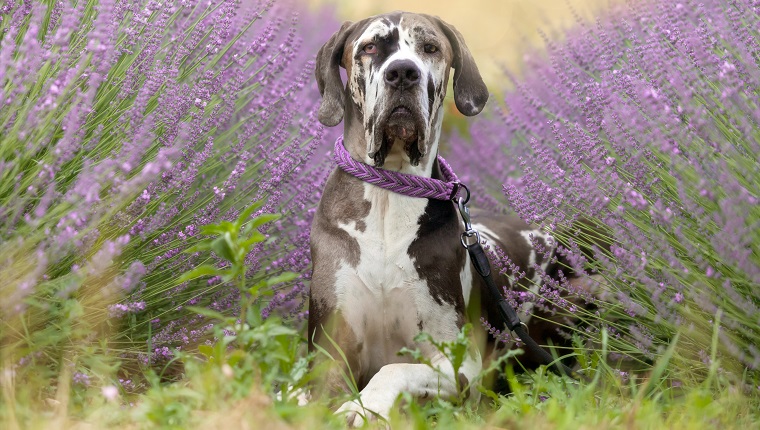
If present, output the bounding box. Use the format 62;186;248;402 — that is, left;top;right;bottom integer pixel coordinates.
220;269;236;283
264;325;298;337
211;233;236;262
186;306;226;321
250;279;267;291
240;232;266;249
198;344;213;358
249;213;281;229
228;350;246;367
200;224;227;235
254;287;274;298
235;199;266;229
242;214;280;235
219;220;236;232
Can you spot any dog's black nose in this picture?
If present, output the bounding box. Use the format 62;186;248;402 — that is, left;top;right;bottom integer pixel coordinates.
384;60;421;89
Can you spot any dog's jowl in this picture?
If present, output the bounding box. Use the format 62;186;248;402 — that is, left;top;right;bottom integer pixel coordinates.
309;11;586;426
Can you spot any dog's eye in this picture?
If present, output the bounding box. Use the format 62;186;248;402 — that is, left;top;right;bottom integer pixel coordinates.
363;43;377;54
424;44;438;54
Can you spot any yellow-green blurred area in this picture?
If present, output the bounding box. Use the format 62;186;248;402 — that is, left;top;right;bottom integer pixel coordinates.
306;0;621;87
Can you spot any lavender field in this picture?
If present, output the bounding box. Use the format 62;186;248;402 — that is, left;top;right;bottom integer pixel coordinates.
1;0;758;428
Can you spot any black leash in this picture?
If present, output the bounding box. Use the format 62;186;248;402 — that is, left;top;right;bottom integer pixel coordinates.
454;188;578;379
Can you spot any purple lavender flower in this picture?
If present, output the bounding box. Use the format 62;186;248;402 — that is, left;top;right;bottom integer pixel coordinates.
1;0;339;370
446;0;760;376
73;372;91;387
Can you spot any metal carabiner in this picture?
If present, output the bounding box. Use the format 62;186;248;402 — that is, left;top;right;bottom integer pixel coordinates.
457;195;480;248
457;196;472;232
460;229;481;248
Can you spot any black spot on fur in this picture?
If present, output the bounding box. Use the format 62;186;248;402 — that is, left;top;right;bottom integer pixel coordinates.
371;133;390;167
357;73;366;99
427;72;435;115
365;27;400;75
366;113;374;133
407;161;466;313
390;27;399;42
405;140;422;166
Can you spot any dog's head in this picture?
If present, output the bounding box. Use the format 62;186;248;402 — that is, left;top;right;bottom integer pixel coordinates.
316;12;488;168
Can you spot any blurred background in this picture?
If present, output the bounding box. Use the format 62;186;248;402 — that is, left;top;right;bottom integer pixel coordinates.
305;0;622;86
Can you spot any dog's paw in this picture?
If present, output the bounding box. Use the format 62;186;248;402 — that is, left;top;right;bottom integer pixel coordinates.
335;400;371;427
335;396;392;428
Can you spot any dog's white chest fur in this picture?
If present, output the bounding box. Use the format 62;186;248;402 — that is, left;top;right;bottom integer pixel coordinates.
333;182;460;378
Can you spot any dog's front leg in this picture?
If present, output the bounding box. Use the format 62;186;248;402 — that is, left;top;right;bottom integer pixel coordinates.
336;352;481;427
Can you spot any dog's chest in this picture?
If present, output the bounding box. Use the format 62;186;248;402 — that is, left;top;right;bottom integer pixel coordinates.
338;185;423;285
333;183;460;374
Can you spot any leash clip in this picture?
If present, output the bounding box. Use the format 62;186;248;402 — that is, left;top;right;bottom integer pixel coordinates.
457;195;480;248
450;182;470;205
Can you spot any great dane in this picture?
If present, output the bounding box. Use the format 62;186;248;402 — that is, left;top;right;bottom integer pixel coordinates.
309;11;590;425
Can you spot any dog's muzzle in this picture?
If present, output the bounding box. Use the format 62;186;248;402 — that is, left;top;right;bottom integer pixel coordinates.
371;60;428;166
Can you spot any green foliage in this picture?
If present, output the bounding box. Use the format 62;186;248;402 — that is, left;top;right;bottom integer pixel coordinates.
489;332;759;430
2;261;758;429
177;201;309;396
120;204;322;428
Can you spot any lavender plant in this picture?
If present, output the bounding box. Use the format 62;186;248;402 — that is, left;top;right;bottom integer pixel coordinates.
447;0;759;380
0;0;337;394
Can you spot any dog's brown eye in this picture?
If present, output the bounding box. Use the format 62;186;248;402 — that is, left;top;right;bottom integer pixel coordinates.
424;44;438;54
363;43;377;54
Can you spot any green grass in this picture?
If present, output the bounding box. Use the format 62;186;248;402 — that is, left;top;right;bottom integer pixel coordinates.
2;317;758;430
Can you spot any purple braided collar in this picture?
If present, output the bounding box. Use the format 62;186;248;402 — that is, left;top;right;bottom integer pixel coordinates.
333;136;465;201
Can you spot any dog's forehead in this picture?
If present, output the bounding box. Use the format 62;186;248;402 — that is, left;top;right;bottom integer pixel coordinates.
353;13;445;49
358;16;397;41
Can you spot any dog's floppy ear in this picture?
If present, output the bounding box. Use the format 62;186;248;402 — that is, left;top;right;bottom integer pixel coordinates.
315;21;359;127
432;16;489;116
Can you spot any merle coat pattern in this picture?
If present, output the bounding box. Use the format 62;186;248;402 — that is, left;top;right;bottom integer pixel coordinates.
309;12;592;426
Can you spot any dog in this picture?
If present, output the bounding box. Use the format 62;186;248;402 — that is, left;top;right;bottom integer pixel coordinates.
309;11;593;426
